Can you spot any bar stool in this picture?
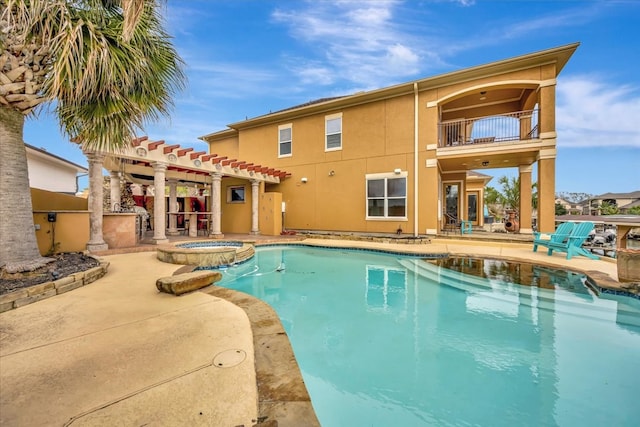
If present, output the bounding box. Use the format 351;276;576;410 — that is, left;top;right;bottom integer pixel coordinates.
182;217;190;235
198;216;209;236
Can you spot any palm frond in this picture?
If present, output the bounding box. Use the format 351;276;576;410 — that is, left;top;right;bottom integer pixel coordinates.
13;0;187;150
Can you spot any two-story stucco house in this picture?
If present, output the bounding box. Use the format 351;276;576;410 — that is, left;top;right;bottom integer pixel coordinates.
199;43;579;236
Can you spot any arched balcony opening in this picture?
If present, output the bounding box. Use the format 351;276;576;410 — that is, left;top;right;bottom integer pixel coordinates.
437;85;541;147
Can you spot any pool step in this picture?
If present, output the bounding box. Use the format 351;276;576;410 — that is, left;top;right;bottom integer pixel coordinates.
397;259;640;327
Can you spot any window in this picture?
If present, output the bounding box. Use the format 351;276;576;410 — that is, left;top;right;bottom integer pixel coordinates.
278;123;292;157
325;113;342;151
366;173;407;219
227;185;245;203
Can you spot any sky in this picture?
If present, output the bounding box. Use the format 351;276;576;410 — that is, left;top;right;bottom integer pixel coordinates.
23;0;640;196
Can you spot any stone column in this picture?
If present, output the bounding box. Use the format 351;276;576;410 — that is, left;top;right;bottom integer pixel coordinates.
152;162;169;244
110;170;121;212
84;150;108;251
250;179;260;235
210;172;223;238
518;165;533;234
167;179;179;235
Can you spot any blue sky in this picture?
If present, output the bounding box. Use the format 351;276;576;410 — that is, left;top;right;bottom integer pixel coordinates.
24;0;639;195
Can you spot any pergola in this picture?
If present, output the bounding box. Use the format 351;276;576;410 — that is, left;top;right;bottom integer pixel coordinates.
83;136;290;251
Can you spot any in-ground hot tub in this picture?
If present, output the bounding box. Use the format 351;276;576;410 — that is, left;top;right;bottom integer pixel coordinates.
157;241;255;267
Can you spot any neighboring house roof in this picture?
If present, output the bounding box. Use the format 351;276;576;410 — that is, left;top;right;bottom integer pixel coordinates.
200;42;579;139
591;190;640;199
25;143;88;173
621;199;640;209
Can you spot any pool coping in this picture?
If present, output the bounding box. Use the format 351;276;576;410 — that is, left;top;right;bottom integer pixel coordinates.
201;286;321;427
274;241;639;298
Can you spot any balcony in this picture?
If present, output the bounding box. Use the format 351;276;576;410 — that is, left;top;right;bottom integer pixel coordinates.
438;109;539;148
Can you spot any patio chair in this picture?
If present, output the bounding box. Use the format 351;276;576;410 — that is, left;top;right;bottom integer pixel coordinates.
532;222;574;253
535;221;599;260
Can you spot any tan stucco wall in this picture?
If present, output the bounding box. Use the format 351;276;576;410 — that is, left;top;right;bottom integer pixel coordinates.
228;98;419;234
221;178;253;233
209;134;240;159
31;188;88;211
33;211;90;255
31;188;90;255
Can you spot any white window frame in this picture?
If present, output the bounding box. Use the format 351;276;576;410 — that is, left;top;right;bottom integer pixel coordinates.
227;185;245;204
325;113;342;152
365;172;408;220
278;123;292;158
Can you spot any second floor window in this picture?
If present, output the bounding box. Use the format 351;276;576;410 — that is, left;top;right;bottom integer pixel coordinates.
325;113;342;151
279;124;292;157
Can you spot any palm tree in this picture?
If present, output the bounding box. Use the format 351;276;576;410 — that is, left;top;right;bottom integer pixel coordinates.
0;0;185;272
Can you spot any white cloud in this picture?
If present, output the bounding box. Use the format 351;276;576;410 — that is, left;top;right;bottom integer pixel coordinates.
272;0;422;88
557;75;640;147
293;62;336;86
450;0;475;5
183;59;280;100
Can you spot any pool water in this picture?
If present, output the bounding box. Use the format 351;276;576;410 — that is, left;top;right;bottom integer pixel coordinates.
218;245;640;427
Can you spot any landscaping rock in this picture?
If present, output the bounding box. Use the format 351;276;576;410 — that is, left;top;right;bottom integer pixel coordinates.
156;271;222;296
618;248;640;283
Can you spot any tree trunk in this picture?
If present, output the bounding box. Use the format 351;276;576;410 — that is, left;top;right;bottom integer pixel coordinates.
0;107;54;272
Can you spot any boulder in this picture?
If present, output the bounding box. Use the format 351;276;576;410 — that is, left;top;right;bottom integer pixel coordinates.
156;271;222;296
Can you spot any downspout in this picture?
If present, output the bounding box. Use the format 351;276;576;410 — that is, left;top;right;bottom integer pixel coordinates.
76;172;88;195
413;82;419;237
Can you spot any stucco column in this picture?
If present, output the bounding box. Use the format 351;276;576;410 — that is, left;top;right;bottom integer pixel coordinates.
250;179;260;235
519;113;533;139
423;101;440;235
538;83;556;135
167;179;179;235
109;170;120;212
537;151;556;233
84;150;108;252
209;172;223;238
152;162;168;244
518;165;533;234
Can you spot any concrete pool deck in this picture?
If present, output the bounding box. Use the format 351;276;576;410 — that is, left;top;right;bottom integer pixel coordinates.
0;237;626;426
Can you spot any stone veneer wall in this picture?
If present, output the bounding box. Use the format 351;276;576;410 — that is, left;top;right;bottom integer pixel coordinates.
103;213;137;249
0;261;109;313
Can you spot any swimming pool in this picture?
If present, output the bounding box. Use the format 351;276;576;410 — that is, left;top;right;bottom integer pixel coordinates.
218;245;640;426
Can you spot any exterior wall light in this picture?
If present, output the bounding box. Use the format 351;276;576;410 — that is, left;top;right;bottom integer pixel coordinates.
301;177;308;183
394;168;402;174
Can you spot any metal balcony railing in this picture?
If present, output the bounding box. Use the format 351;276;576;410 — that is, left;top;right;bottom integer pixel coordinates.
438;109;539;148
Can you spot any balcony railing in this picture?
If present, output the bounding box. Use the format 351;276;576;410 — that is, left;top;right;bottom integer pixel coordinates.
438;109;539;148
